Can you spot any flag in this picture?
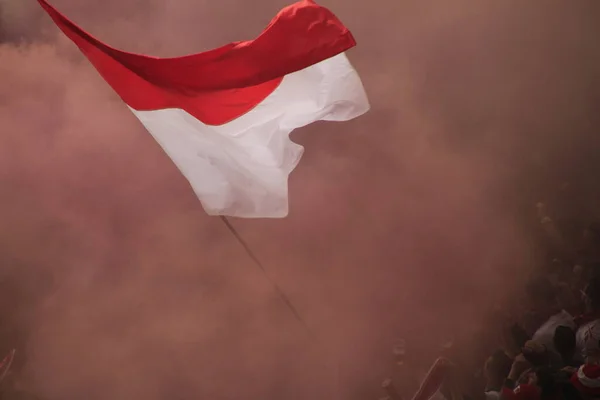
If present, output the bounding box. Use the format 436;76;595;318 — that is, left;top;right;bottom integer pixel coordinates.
37;0;369;218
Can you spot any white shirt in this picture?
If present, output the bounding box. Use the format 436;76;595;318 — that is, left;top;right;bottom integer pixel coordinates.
485;391;500;400
532;309;575;352
576;318;600;359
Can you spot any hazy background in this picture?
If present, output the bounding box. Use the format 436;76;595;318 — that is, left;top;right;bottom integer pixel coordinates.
1;0;600;399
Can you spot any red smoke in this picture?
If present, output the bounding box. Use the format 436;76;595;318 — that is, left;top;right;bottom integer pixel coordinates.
1;0;600;399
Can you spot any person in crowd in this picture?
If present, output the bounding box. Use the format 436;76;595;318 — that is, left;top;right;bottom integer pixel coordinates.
569;363;600;399
578;224;600;267
484;351;513;400
529;278;575;353
522;340;563;370
500;355;580;400
575;277;600;362
500;353;538;400
553;326;579;368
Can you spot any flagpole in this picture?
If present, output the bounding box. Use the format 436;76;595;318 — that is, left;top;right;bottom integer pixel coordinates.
219;217;312;333
219;216;341;400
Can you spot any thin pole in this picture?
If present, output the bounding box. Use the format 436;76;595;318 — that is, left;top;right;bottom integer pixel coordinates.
219;216;313;337
219;216;341;399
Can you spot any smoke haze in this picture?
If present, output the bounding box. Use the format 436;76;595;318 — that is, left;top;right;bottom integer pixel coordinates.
1;0;600;398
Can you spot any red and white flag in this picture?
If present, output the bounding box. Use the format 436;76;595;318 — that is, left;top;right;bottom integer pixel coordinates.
37;0;369;218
